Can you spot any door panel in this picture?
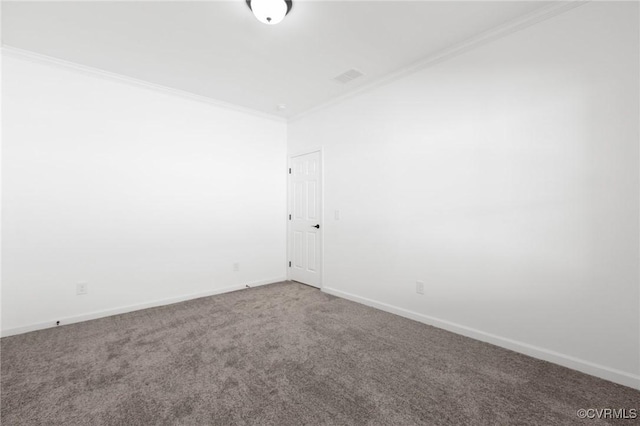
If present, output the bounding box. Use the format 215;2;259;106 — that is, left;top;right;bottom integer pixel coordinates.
307;232;317;271
307;181;317;219
293;231;303;268
289;151;321;288
293;182;302;219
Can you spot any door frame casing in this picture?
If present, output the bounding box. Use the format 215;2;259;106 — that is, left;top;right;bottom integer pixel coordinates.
287;147;324;289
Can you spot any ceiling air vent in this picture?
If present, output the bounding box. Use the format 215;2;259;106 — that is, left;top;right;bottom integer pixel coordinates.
333;69;364;84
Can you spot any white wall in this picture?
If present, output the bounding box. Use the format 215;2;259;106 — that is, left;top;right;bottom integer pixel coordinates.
288;2;639;388
1;52;287;334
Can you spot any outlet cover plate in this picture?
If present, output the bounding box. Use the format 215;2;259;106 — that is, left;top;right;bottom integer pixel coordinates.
77;282;88;295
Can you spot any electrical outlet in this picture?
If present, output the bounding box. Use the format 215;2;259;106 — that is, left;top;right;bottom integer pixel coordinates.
416;281;424;295
76;282;88;295
233;262;240;272
334;210;340;220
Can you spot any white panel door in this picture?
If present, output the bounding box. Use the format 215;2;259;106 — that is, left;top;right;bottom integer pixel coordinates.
289;151;321;288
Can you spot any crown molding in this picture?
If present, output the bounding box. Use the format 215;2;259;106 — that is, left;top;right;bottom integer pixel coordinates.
1;45;287;124
2;1;588;125
289;0;589;123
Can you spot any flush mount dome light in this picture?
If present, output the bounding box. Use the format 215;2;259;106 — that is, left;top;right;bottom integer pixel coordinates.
246;0;292;25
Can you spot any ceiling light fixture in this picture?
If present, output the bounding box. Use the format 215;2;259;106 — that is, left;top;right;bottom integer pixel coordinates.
246;0;292;25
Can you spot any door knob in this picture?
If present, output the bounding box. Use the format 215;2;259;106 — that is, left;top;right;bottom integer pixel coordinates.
313;224;320;229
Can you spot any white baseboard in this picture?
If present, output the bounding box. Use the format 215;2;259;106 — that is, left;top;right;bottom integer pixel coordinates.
1;277;285;338
322;287;640;391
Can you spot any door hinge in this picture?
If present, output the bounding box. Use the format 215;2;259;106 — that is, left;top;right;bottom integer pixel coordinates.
289;168;291;174
289;214;291;220
289;261;291;267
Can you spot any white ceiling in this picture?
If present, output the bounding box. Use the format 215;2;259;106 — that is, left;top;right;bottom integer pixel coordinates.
2;1;552;118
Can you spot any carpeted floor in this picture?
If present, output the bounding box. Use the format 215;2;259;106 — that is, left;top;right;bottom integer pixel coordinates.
1;282;638;425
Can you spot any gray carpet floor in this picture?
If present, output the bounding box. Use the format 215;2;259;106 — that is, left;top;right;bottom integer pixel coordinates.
1;281;638;425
